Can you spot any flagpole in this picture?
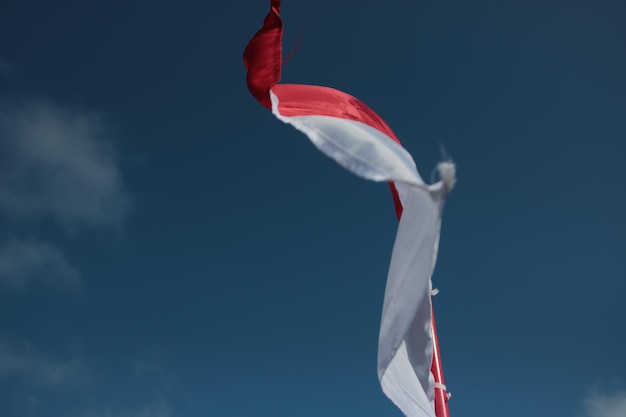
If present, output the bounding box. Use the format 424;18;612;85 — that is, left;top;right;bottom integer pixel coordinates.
431;304;451;417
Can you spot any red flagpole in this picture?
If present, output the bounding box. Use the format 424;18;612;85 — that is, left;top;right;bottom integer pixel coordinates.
431;304;451;417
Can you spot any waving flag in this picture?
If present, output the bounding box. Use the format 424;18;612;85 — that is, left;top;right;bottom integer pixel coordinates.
243;2;455;417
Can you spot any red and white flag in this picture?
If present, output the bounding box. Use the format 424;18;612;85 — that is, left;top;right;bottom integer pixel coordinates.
244;2;455;417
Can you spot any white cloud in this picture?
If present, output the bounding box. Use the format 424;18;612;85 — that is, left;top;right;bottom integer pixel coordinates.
0;338;175;417
0;337;83;385
584;387;626;417
0;98;131;291
0;99;131;231
0;237;80;292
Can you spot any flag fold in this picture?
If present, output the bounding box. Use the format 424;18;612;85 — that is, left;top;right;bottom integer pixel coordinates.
243;3;454;417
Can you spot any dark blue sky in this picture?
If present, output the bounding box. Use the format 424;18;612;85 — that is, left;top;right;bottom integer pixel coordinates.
0;1;625;416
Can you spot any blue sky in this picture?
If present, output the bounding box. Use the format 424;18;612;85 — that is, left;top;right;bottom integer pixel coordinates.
0;1;625;416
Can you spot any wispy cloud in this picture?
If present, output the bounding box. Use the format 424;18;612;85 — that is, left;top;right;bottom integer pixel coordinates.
0;99;131;231
0;237;80;292
0;338;175;417
0;98;131;291
0;337;83;385
584;386;626;417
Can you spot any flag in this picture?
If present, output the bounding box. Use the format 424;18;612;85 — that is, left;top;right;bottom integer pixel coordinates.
243;2;455;416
